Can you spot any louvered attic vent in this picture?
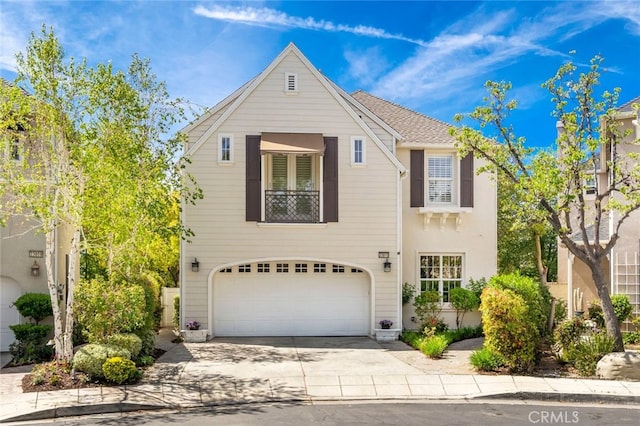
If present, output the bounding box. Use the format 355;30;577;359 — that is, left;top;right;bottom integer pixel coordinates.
285;72;298;92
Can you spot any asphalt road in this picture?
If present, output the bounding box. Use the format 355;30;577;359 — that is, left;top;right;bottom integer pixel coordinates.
26;400;640;426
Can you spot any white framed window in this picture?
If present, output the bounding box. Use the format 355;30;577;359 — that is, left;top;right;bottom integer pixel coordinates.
419;254;463;303
427;155;453;204
218;134;233;163
276;263;289;273
314;263;326;273
238;264;251;273
295;263;308;273
220;267;232;273
285;72;298;93
584;175;597;196
350;136;366;166
332;265;345;273
257;263;270;273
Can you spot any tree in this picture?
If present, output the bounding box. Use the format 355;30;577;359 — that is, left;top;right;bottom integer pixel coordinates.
450;55;639;352
0;26;200;361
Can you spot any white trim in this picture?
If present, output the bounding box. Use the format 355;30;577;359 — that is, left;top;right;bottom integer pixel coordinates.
417;253;465;303
217;133;234;164
207;257;376;337
350;136;366;166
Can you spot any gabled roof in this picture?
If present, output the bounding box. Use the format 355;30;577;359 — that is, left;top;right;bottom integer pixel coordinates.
184;43;405;172
351;90;457;147
568;215;610;245
618;96;640;113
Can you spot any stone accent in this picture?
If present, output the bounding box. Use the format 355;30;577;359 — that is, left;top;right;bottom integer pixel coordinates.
180;329;208;343
596;351;640;381
374;329;400;342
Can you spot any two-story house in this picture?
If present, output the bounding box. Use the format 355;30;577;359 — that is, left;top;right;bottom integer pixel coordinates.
180;43;497;339
1;81;73;352
557;96;640;325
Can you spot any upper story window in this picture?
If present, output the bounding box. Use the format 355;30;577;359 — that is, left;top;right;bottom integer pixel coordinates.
427;155;453;204
285;72;298;93
351;136;366;166
584;174;597;195
218;134;233;163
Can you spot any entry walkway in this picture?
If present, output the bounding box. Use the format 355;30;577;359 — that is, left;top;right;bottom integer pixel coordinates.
1;329;638;422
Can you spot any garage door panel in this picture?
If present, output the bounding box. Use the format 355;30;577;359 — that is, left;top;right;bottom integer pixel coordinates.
214;267;369;336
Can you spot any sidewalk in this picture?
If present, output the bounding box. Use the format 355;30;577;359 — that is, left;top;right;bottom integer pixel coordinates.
1;329;638;423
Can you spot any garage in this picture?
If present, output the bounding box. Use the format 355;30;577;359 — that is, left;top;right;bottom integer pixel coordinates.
1;277;23;351
213;262;370;336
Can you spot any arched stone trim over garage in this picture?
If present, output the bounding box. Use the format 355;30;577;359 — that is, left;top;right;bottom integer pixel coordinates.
207;257;375;337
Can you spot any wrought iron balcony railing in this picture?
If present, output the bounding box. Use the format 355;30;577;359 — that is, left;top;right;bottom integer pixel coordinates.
265;190;320;223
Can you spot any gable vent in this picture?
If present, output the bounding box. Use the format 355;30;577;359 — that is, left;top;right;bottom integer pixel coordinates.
285;72;298;92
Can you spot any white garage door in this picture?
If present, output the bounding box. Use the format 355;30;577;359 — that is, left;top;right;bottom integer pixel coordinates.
1;277;23;352
214;263;369;336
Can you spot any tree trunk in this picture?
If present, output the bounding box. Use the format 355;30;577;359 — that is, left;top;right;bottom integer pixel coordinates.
589;262;624;352
534;231;548;286
61;228;81;361
45;229;65;359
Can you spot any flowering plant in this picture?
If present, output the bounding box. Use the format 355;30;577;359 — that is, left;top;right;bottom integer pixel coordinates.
185;320;200;330
379;319;393;329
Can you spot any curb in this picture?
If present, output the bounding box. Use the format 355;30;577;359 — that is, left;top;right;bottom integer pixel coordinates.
0;403;166;423
475;392;640;405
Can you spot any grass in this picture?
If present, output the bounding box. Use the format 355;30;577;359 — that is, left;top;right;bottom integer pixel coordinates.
400;325;483;359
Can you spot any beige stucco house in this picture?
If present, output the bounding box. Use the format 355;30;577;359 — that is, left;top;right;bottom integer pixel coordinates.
1;83;74;351
557;96;640;324
180;43;497;340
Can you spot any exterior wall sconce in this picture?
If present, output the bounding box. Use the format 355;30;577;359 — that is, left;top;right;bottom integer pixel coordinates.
191;258;200;272
31;260;41;277
383;259;392;272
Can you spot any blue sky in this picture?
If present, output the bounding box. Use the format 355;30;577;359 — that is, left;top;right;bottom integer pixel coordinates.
1;1;639;148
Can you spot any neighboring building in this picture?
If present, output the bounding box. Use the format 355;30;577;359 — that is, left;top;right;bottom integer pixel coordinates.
556;96;640;325
0;82;73;352
180;43;497;339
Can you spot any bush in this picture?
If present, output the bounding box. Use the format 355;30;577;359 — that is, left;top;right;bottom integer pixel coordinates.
552;317;589;362
623;316;640;345
12;293;52;324
402;282;415;305
74;277;147;343
173;295;180;330
8;324;53;365
470;347;505;371
450;288;479;330
72;344;131;379
413;291;443;330
467;277;487;301
104;333;142;358
102;357;138;384
553;298;568;325
588;295;634;328
567;332;615;376
480;286;537;372
135;355;155;367
442;325;483;344
419;335;448;359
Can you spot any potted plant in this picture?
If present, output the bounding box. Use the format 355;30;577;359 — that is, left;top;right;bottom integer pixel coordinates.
379;319;393;329
181;320;207;342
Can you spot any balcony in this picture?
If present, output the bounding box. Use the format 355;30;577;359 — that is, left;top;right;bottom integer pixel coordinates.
265;190;320;223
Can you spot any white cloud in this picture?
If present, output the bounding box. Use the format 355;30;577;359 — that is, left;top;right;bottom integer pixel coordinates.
193;4;428;46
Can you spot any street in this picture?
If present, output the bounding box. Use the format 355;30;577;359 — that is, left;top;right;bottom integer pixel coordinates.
21;400;640;426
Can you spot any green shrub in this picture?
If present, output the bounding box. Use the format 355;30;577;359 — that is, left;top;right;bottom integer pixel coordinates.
467;277;487;301
12;293;53;324
553;317;589;360
567;332;615;377
173;295;180;330
102;357;138;384
400;330;422;347
135;355;155;367
413;290;443;331
553;298;568;325
470;347;505;371
623;316;640;345
488;273;549;335
8;324;53;365
72;344;131;379
419;335;448;359
450;288;480;330
402;282;415;305
588;295;634;328
104;333;142;358
480;286;537;372
75;277;147;343
443;325;483;344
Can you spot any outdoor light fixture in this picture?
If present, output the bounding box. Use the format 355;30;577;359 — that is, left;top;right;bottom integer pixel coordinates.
191;258;200;272
383;259;391;272
31;260;41;277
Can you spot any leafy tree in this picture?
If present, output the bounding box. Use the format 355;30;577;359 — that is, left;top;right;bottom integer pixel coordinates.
451;55;640;351
0;26;200;360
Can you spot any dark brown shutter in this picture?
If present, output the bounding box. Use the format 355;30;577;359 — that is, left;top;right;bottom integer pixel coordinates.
410;150;424;207
460;153;474;208
323;137;338;222
246;135;261;221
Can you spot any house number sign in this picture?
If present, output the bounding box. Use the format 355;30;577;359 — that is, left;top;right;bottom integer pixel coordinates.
29;250;44;258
